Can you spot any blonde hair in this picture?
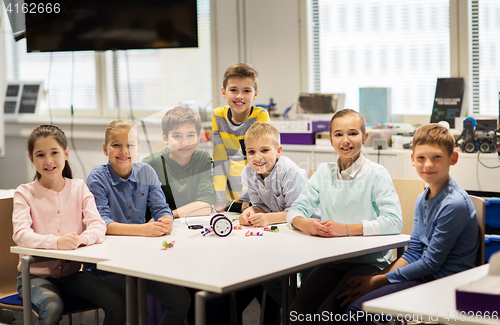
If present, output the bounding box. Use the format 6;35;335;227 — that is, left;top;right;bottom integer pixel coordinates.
223;63;259;90
412;124;455;155
104;120;137;144
245;122;280;148
329;109;367;140
162;106;202;137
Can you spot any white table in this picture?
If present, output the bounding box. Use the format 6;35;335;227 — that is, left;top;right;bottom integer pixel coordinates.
363;264;500;325
11;215;410;325
97;216;409;325
11;236;156;325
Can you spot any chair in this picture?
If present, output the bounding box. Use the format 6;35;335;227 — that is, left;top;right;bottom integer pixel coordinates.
0;197;99;325
392;179;426;235
469;195;485;266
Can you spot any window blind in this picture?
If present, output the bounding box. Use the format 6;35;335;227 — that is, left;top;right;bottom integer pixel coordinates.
471;0;500;116
308;0;451;116
6;39;97;111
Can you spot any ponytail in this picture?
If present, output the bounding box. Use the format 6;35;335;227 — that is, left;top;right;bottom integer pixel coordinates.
62;161;73;179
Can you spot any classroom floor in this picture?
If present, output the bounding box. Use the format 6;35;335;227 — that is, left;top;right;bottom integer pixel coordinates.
2;303;442;325
1;298;262;325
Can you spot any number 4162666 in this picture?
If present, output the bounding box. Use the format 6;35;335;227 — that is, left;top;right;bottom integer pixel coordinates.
5;2;60;14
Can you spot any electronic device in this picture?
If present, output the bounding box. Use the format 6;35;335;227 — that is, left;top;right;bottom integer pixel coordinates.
200;214;232;237
297;93;344;114
209;214;232;237
23;0;198;52
457;117;498;153
271;120;330;145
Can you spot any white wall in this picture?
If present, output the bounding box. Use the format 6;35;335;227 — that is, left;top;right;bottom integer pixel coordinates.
1;122;118;188
212;0;303;114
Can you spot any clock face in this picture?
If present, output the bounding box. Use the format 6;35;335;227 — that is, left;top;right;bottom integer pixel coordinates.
213;217;232;237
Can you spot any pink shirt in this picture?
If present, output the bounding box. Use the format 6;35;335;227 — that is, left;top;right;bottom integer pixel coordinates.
12;178;106;278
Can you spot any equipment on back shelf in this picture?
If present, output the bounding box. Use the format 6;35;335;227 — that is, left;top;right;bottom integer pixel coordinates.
456;117;499;153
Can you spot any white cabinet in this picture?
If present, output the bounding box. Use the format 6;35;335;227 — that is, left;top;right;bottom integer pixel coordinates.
282;145;500;193
364;151;398;179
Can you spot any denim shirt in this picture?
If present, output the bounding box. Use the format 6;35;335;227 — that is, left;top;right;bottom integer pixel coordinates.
87;162;173;225
387;177;479;283
241;156;308;213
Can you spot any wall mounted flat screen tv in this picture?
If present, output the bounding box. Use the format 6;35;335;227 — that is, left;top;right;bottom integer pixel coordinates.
25;0;198;52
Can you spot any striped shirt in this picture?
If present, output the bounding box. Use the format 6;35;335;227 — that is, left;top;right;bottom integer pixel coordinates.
212;105;270;205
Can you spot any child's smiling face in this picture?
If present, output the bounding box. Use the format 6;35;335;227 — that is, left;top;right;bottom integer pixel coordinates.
329;115;367;168
30;136;69;182
411;143;458;192
103;129;139;179
163;122;199;166
221;77;258;122
245;136;282;179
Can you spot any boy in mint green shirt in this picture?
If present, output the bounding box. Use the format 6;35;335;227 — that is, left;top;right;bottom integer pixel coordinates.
288;109;402;323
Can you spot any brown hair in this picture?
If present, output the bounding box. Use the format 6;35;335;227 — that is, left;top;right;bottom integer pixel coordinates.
245;122;280;148
27;125;72;180
329;109;367;139
162;106;202;137
412;124;455;155
222;63;259;90
104;120;137;145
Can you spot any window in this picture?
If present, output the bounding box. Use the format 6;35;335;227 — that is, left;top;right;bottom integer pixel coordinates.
471;0;500;115
4;39;97;114
308;0;451;116
105;0;212;116
2;0;212;118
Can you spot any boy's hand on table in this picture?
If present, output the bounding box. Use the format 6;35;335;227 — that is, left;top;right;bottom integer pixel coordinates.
143;218;170;237
320;220;348;237
57;232;81;250
239;208;254;226
246;213;269;227
337;274;389;307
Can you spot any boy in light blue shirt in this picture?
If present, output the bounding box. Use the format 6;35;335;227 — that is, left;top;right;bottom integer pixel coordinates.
240;122;308;227
234;121;309;325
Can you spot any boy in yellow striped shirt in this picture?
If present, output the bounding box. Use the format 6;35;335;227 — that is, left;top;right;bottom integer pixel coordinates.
212;63;270;211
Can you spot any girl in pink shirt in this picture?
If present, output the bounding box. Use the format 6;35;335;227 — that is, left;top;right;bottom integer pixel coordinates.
12;125;125;325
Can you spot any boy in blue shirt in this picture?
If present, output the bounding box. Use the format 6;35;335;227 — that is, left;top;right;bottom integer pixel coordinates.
241;121;309;321
240;121;308;226
339;124;479;324
218;122;308;325
142;106;214;218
